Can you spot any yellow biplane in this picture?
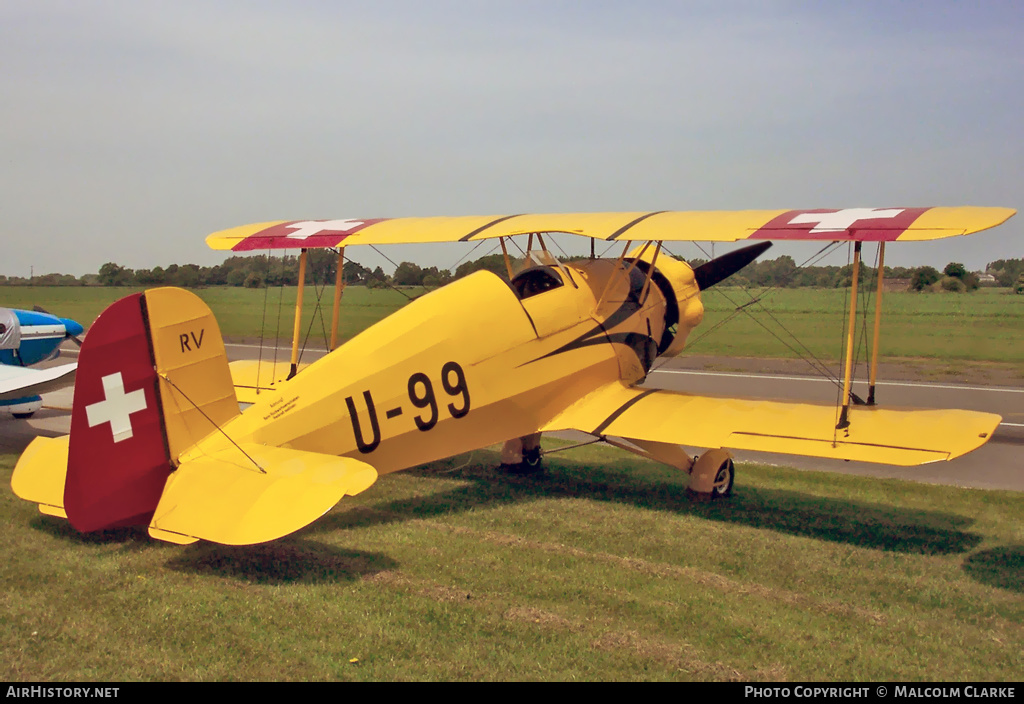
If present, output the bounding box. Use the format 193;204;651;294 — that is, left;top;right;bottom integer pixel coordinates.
11;207;1016;545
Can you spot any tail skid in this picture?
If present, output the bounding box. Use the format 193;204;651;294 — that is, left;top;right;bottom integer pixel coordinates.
12;288;377;545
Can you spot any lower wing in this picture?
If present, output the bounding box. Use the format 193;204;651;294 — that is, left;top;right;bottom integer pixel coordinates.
542;384;1000;466
0;363;77;402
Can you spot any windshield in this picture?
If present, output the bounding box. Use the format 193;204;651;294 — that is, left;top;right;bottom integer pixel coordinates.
0;308;20;350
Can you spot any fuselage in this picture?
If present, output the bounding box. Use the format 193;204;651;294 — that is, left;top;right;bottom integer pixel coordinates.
0;307;82;413
183;256;704;474
0;308;83;367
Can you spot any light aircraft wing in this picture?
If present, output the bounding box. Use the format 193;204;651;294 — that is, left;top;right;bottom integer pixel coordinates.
206;207;1015;251
542;383;1001;467
0;363;77;402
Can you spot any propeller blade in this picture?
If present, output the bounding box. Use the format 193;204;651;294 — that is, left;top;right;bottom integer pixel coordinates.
693;241;773;290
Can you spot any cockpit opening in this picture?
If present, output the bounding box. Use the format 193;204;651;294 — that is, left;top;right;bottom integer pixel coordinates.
511;266;564;300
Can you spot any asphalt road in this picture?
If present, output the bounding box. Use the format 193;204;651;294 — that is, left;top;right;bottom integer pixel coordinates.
3;342;1021;492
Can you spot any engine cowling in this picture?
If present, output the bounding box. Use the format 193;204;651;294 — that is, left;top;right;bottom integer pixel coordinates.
627;250;705;357
629;241;772;357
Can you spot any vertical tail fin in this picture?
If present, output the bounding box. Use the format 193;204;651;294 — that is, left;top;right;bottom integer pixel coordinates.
143;287;239;458
14;287;378;545
62;288;238;532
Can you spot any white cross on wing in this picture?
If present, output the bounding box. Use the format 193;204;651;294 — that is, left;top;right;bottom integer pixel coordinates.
789;208;904;233
284;220;365;240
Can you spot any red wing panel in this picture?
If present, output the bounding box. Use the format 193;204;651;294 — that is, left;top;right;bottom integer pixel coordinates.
231;219;389;251
65;294;172;532
749;207;931;241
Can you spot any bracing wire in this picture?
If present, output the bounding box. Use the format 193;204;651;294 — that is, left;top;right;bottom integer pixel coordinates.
850;244;882;399
833;242;853;438
157;373;265;474
448;238;488;273
256;250;272;394
682;241;849;390
297;271;332;367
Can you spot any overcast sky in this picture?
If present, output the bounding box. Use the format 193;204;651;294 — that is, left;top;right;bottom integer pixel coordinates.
2;1;1021;278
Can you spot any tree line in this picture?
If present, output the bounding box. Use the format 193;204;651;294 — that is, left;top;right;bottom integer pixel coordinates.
2;252;1022;294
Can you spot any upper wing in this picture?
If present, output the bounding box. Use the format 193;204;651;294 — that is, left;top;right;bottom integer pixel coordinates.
0;363;77;401
542;383;1001;467
206;207;1015;251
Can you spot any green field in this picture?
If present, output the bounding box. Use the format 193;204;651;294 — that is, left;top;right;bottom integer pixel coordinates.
2;445;1021;681
2;285;1022;680
695;286;1024;371
3;285;1023;374
0;285;425;348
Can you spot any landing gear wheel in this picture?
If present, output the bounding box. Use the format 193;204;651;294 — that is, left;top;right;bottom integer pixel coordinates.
12;412;35;420
499;435;544;476
688;448;735;498
710;458;734;499
521;446;542;472
504;449;543;476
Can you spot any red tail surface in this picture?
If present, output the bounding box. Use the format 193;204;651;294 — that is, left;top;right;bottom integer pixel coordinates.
65;294;172;532
15;287;376;545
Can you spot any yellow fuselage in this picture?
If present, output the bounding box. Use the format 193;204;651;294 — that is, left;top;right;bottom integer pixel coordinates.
183;258;703;474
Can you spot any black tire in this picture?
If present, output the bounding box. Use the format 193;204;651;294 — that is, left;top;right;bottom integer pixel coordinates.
522;446;542;469
710;458;735;498
12;412;35;420
501;447;543;476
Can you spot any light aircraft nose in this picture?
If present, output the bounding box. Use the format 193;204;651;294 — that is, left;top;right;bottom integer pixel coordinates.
61;318;84;338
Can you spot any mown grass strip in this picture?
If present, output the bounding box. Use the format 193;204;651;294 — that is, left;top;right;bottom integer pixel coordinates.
2;443;1021;681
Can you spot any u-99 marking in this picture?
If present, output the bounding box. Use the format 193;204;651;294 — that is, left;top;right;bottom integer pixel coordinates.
346;361;471;452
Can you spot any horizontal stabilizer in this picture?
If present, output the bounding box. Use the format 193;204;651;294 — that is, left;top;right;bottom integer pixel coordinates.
543;385;1001;466
11;435;71;517
148;444;378;545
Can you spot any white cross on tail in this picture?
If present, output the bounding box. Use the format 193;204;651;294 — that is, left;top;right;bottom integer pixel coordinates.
85;372;148;443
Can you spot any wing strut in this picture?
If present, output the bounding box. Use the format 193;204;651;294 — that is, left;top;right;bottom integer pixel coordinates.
837;242;862;429
329;247;346;350
639;241;663;303
867;242;885;405
288;248;308;379
498;237;514;279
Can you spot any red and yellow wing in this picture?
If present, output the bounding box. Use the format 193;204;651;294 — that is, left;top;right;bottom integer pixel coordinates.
206;207;1015;251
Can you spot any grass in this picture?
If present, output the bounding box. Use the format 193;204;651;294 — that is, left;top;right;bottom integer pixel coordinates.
4;285;1022;374
0;285;423;347
2;443;1022;681
694;287;1024;369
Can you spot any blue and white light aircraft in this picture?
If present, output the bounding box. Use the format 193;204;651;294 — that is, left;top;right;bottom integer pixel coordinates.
0;307;83;418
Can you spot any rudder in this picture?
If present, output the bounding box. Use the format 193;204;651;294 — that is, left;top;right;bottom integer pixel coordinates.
62;288;237;532
15;287;378;545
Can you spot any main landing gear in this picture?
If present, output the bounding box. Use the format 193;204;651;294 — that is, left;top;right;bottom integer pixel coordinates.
500;433;544;475
688;448;735;499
